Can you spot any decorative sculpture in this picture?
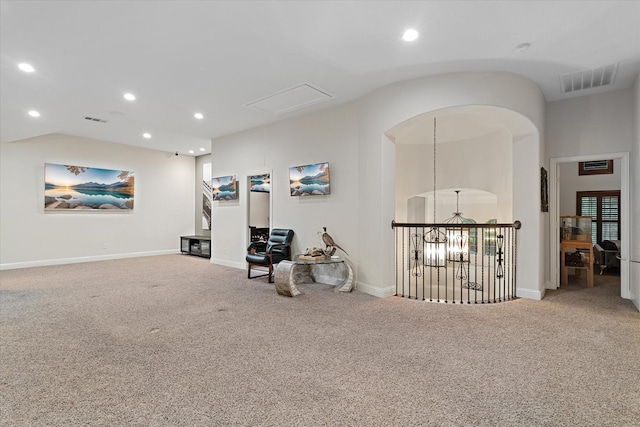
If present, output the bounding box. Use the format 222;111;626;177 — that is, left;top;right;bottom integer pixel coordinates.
319;227;348;257
302;247;325;257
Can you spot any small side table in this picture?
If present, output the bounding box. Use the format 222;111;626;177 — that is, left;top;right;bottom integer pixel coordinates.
561;240;593;287
274;255;354;297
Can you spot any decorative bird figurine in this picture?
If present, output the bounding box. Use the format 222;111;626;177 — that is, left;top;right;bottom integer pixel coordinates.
320;227;348;256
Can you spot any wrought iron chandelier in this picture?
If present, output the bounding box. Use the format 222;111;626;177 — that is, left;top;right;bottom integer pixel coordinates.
444;190;476;280
444;190;474;263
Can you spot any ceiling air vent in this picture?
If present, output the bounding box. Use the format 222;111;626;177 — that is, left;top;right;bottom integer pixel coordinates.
560;64;618;94
84;116;108;123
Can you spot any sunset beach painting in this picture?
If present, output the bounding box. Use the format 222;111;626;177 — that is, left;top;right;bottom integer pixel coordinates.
44;163;134;211
289;162;330;196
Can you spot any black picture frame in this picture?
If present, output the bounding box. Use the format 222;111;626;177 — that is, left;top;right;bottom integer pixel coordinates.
541;167;549;213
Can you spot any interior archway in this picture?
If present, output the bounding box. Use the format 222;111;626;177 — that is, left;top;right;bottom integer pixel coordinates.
386;105;535;224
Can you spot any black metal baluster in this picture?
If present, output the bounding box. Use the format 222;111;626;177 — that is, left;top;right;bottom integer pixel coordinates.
444;227;448;303
395;226;399;296
496;227;504;302
512;226;520;298
402;227;407;298
420;227;426;301
507;228;514;299
480;228;484;303
430;235;434;302
470;241;475;304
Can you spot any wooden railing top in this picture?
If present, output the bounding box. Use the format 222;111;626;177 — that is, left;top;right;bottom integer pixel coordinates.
391;220;522;230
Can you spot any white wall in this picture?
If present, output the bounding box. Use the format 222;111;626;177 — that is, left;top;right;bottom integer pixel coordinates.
209;72;545;299
0;133;195;268
546;90;634;158
210;103;359;270
632;74;640;310
558;159;621;216
395;128;513;223
357;72;545;299
546;88;635;302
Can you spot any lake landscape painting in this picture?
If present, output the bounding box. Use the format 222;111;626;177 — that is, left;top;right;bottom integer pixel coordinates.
212;175;237;201
289;162;330;196
250;174;270;193
45;163;134;211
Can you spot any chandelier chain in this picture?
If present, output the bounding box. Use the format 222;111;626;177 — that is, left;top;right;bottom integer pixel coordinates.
433;117;436;222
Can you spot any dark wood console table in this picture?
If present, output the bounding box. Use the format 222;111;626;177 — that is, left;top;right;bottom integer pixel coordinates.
180;235;211;258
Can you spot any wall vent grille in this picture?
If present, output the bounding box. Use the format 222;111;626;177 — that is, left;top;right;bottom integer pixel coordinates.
84;116;108;123
560;64;617;94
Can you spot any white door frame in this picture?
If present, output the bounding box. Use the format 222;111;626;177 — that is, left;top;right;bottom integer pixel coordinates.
549;152;630;299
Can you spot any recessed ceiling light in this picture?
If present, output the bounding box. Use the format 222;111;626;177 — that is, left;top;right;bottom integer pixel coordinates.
18;63;35;73
143;133;151;139
402;29;419;42
515;43;531;53
28;110;40;117
194;113;204;119
189;150;194;154
124;93;136;101
199;148;205;152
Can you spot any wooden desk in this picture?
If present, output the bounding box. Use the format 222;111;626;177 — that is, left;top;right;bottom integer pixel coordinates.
561;240;593;287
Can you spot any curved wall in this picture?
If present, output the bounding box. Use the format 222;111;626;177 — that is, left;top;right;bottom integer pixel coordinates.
394;123;513;224
356;72;546;299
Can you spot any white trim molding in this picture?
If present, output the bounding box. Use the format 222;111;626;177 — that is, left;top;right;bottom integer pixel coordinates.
517;287;545;300
356;281;396;298
0;249;178;270
211;258;245;270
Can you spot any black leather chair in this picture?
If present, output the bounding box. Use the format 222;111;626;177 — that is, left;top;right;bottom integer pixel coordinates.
246;229;294;283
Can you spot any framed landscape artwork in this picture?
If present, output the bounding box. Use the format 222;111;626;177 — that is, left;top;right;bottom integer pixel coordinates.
289;162;330;196
250;174;270;193
44;163;134;211
212;175;237;201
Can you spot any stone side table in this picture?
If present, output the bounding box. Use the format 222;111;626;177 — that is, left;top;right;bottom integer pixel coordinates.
274;256;354;297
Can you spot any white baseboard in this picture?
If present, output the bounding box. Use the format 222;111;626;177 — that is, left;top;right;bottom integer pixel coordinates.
0;249;178;270
210;258;245;270
355;281;396;298
516;287;545;300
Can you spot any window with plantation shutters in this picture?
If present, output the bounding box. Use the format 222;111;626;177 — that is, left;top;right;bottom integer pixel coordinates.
577;190;620;245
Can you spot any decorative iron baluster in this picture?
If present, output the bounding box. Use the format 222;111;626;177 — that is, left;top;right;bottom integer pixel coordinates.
410;231;423;278
391;220;520;304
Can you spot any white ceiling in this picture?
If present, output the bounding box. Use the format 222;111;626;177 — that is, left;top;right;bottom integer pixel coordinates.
1;0;639;155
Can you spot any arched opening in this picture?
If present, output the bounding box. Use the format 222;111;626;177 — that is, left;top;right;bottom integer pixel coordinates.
387;105;536;230
385;105;537;302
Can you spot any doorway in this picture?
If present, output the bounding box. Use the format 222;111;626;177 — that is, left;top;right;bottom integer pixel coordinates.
246;171;272;245
550;153;630;299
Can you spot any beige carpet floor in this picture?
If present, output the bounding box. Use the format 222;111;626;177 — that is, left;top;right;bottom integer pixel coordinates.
1;255;639;426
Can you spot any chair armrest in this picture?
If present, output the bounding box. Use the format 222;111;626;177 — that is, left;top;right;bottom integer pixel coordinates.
247;241;267;253
268;242;291;256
